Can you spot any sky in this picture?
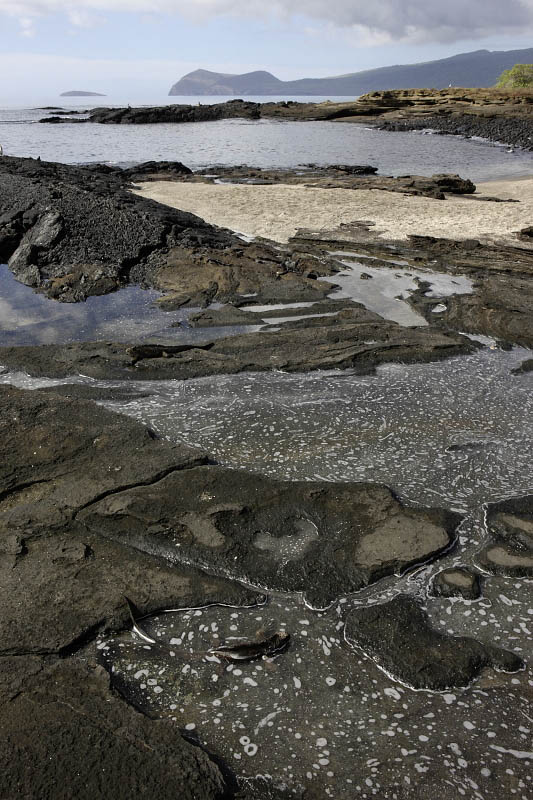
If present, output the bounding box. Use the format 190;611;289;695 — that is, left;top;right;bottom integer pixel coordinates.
2;0;533;103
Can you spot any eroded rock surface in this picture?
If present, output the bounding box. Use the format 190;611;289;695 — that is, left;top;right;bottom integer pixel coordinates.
0;313;475;381
0;385;206;534
0;386;278;799
78;465;461;608
0;660;227;800
0;155;300;304
477;495;533;576
345;595;523;690
429;567;482;600
163;164;475;200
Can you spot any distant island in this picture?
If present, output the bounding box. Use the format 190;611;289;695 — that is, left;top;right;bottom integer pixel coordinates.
169;46;533;96
60;91;106;97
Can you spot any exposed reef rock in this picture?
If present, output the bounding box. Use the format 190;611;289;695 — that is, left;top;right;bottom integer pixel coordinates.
512;357;533;374
87;99;261;124
344;595;523;690
48;87;533;149
0;316;475;381
430;567;482;600
168;164;476;200
0;660;227;800
293;231;533;348
476;495;533;577
78;464;462;608
0;384;206;536
0;385;276;798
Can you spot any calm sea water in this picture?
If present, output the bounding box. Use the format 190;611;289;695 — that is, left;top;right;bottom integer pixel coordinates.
1;95;533;179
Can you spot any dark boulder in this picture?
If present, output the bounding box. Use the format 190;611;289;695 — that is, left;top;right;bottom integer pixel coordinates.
345;595;523;690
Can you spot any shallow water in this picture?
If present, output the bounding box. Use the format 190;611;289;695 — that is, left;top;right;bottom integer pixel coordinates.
2;104;533;180
0;265;260;345
2;342;532;797
323;260;474;327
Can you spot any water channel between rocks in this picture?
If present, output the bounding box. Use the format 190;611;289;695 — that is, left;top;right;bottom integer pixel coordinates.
1;344;532;798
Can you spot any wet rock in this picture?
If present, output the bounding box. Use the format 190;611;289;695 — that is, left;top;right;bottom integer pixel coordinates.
351;88;533;150
294;232;533;348
0;385;270;799
0;660;227;800
0;529;261;656
379;113;533;151
430;567;482;600
0;319;475;381
512;358;533;374
0;385;206;534
121;160;193;181
344;595;523;690
235;777;305;799
178;164;475;199
441;274;533;348
476;495;533;577
88;99;261;124
187;305;261;327
78;466;462;608
35;384;153;402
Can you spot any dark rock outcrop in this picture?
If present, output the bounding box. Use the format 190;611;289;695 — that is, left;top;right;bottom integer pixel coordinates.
177;165;475;199
476;495;533;577
0;660;227;800
0;384;206;536
88;99;261;124
345;595;523;690
512;358;533;374
430;567;482;600
0;316;476;381
0;385;274;799
78;465;462;608
0;155;293;304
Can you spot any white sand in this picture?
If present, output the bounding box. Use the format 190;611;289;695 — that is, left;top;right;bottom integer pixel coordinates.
133;177;533;244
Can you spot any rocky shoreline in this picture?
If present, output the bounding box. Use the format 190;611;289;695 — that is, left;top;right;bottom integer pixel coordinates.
0;151;532;798
37;87;533;151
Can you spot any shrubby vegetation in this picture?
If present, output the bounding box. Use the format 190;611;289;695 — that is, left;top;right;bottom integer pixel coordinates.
496;64;533;88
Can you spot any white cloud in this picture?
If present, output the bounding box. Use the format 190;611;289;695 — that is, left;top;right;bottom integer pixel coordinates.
2;0;533;42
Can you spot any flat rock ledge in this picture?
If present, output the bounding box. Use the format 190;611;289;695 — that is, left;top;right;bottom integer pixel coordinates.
0;385;270;798
78;464;462;609
476;495;533;577
0;384;464;795
429;567;482;600
0;316;475;381
344;595;524;691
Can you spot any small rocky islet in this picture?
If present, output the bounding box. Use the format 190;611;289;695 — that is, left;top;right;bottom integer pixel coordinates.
0;95;532;800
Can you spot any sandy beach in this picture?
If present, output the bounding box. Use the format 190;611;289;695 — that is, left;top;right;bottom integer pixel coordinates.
134;176;533;243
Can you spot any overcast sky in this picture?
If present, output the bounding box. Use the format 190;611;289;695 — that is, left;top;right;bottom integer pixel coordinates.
2;0;533;103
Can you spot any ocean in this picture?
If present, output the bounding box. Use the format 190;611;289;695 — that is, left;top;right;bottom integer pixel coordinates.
2;95;533;179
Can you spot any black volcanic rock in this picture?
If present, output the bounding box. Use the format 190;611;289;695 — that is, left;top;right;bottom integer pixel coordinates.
345;595;523;690
476;495;533;577
78;466;462;608
0;155;288;302
0;319;475;381
0;660;227;800
88;99;260;124
430;567;482;600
